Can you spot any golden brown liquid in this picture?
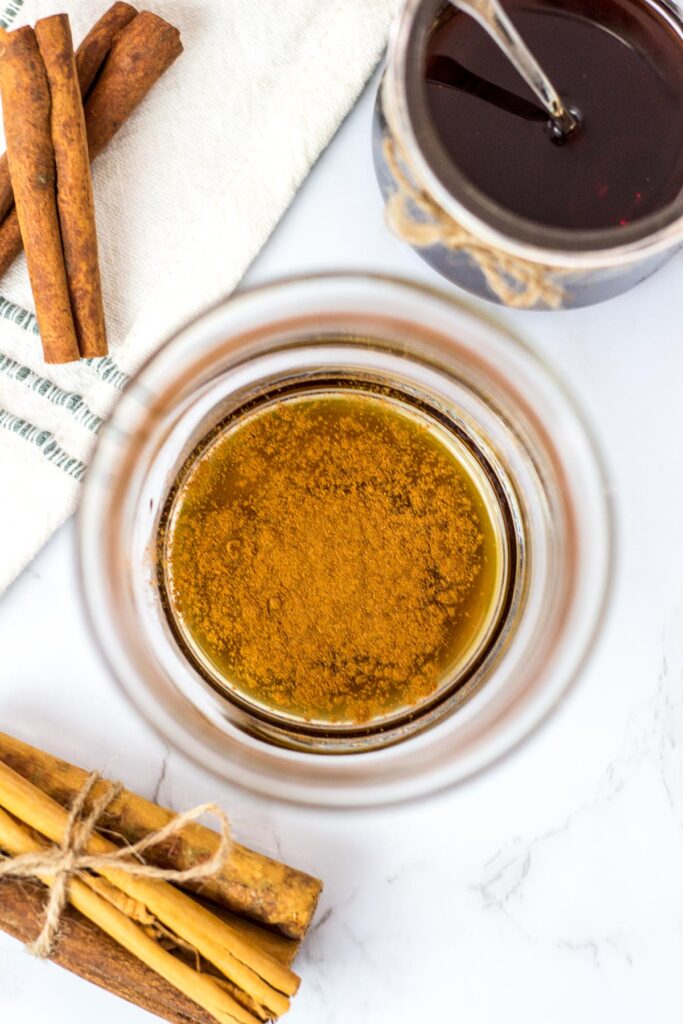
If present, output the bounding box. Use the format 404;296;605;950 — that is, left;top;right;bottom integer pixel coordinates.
160;389;506;726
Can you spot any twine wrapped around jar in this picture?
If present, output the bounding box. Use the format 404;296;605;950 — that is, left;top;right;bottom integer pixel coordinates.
382;133;566;310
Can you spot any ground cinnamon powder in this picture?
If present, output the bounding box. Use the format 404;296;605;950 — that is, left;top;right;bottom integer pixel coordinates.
162;390;501;724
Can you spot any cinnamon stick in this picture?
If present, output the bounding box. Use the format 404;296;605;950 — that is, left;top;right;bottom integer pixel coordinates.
0;758;298;1017
0;205;19;271
0;9;182;279
75;1;138;96
36;14;107;358
0;155;10;222
84;11;183;160
0;732;322;940
0;27;79;362
0;3;137;232
0;875;301;1024
0;807;260;1024
0;874;219;1024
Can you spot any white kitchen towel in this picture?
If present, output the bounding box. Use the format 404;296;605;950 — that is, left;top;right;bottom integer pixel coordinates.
0;0;402;592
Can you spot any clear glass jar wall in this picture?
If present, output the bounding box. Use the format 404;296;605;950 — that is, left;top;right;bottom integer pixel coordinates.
79;274;610;806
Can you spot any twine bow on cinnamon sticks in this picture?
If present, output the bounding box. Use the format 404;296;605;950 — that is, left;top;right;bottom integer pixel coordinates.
0;770;231;959
0;756;301;1024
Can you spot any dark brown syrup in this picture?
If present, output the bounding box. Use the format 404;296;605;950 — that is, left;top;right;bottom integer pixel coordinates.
425;0;683;230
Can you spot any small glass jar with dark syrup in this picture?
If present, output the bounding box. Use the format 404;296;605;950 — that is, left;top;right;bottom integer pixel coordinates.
374;0;683;308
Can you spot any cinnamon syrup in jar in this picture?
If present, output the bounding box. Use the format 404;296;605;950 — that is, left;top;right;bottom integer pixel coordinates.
159;388;507;727
424;0;683;230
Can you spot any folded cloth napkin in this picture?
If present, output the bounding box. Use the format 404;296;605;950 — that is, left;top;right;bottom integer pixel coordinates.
0;0;402;593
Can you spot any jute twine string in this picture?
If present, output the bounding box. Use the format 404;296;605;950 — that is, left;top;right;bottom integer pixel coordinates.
382;134;565;310
0;771;231;957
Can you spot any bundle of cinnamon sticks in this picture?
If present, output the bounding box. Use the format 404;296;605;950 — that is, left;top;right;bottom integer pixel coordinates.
0;732;323;1024
0;4;182;363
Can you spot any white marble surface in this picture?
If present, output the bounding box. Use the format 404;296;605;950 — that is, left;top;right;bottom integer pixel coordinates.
3;73;683;1024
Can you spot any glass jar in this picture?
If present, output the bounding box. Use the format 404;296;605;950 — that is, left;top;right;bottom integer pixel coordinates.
79;274;610;806
374;0;683;309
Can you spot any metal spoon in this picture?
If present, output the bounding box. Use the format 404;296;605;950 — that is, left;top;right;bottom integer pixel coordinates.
447;0;579;136
427;55;549;123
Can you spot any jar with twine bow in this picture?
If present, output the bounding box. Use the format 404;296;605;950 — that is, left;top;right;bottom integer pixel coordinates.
373;0;683;311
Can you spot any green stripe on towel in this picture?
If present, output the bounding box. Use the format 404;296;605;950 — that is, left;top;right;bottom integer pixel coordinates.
0;0;25;30
0;355;104;431
0;409;87;480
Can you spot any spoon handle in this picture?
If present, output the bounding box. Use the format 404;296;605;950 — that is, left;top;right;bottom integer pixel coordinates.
448;0;578;134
